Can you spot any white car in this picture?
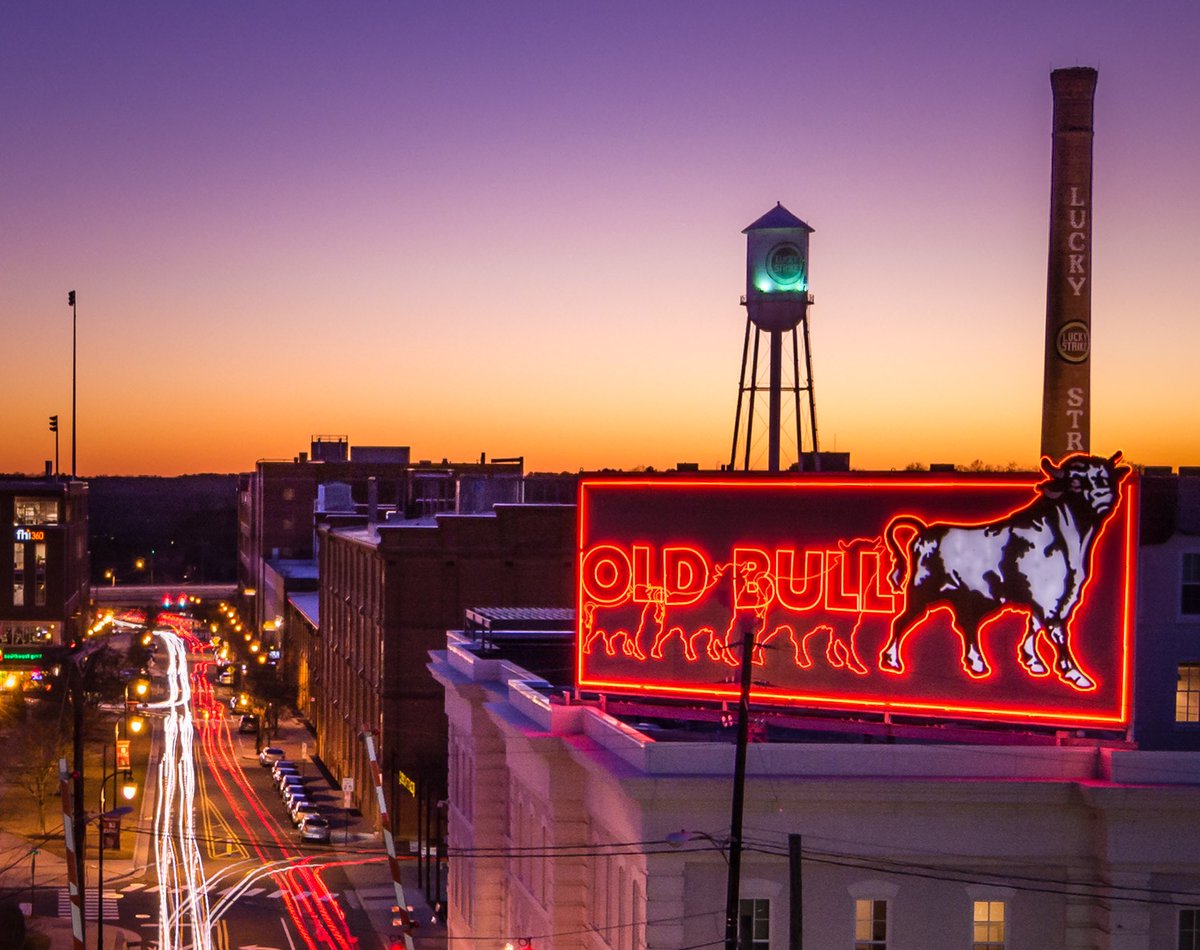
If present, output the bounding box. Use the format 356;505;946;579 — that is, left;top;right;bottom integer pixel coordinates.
258;746;285;767
291;801;321;826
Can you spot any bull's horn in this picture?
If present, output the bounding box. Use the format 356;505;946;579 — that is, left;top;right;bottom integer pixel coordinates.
1108;450;1124;466
1040;456;1063;478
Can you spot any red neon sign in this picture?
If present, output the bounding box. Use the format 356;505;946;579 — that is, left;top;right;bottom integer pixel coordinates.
576;455;1137;728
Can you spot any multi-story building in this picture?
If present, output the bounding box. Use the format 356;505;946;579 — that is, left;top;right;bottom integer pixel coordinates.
0;477;89;647
237;436;413;637
316;495;575;830
430;466;1200;950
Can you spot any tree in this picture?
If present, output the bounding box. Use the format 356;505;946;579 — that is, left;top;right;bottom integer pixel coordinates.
9;705;68;835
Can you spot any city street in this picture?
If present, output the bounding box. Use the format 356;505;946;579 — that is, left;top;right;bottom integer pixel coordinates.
14;617;440;950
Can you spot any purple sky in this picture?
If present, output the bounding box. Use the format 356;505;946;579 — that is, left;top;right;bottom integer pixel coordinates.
3;1;1198;475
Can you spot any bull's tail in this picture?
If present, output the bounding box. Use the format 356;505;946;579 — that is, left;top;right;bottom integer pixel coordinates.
884;515;927;592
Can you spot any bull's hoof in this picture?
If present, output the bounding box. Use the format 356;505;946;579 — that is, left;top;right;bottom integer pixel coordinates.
1059;667;1095;691
1020;654;1049;676
878;649;903;674
964;647;991;679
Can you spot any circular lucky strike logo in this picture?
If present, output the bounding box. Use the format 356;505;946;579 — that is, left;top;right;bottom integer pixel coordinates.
766;242;805;285
1056;320;1090;363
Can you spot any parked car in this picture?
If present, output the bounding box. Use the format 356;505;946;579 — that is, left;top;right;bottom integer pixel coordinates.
258;746;285;767
284;788;311;812
237;714;258;734
291;802;321;826
300;815;331;844
273;763;298;780
280;777;306;800
217;667;235;686
283;788;310;815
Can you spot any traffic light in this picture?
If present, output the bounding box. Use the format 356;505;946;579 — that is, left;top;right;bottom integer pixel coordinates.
49;415;58;432
68;290;75;307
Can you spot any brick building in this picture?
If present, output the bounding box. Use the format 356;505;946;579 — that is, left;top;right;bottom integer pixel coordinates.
0;477;89;647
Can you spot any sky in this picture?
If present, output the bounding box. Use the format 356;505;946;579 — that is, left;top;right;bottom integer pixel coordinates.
2;1;1198;476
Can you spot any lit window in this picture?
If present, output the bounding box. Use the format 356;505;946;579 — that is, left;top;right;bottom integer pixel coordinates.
12;543;24;607
1184;554;1200;616
1182;908;1200;950
13;497;59;525
855;899;887;949
973;900;1005;950
1177;665;1200;723
739;898;770;950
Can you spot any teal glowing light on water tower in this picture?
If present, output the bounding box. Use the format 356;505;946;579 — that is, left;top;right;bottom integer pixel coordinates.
744;202;814;327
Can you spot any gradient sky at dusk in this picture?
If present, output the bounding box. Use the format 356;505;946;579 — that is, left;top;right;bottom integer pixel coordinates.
3;1;1198;476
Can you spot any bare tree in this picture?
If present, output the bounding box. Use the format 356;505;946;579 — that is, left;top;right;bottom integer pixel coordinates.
9;706;69;835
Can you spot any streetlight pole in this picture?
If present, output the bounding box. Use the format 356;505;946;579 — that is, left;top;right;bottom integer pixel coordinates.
68;289;77;478
96;743;136;950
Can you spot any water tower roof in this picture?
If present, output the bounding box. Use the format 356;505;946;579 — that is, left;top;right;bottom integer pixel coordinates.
743;202;814;234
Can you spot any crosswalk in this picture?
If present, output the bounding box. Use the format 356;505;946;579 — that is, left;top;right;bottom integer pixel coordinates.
57;888;119;921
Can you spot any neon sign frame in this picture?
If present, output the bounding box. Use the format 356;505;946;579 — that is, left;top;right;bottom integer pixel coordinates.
576;465;1137;728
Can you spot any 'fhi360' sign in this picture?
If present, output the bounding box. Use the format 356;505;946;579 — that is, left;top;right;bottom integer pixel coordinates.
576;455;1136;728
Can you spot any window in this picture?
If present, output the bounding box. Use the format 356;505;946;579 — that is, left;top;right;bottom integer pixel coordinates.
34;542;46;607
973;900;1005;950
12;543;24;607
1178;665;1200;723
855;899;887;949
739;898;770;949
13;497;59;525
1185;554;1200;616
1181;908;1200;950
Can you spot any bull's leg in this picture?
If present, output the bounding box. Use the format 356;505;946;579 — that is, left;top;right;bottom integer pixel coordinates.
681;626;710;662
954;608;990;678
648;625;671;660
1018;617;1050;676
1046;622;1095;691
878;602;926;673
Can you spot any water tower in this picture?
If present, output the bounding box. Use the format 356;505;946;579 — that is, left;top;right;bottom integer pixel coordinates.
730;203;820;471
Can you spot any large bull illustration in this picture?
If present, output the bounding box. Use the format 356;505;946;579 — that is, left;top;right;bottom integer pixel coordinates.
878;452;1129;690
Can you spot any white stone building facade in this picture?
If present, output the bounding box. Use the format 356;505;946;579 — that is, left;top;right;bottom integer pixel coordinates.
432;629;1200;950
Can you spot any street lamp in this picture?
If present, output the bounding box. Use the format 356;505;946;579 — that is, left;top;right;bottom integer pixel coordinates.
103;569;114;587
96;743;137;950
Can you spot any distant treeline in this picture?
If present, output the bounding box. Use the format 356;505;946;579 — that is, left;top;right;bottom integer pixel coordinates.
87;475;238;585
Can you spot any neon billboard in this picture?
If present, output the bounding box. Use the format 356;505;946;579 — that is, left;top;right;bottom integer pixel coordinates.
576;454;1136;728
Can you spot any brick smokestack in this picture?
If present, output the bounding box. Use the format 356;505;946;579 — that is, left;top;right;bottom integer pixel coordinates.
1041;67;1097;461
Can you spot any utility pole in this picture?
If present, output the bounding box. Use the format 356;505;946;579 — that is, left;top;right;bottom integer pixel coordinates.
724;629;755;950
789;834;803;949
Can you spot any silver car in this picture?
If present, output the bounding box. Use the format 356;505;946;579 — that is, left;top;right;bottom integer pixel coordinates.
300;815;331;843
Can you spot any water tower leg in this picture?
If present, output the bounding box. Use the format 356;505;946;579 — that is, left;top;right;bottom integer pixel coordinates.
743;328;763;471
768;329;783;472
729;317;752;470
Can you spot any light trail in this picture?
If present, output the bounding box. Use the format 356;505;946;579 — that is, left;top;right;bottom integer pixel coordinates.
189;637;357;947
147;624;215;950
145;616;360;948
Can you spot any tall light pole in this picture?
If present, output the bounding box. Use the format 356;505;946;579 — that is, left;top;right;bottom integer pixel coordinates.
68;290;77;477
97;740;136;950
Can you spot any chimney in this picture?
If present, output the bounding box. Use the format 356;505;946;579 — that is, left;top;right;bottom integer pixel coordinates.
44;460;53;478
367;477;379;524
1041;67;1097;461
